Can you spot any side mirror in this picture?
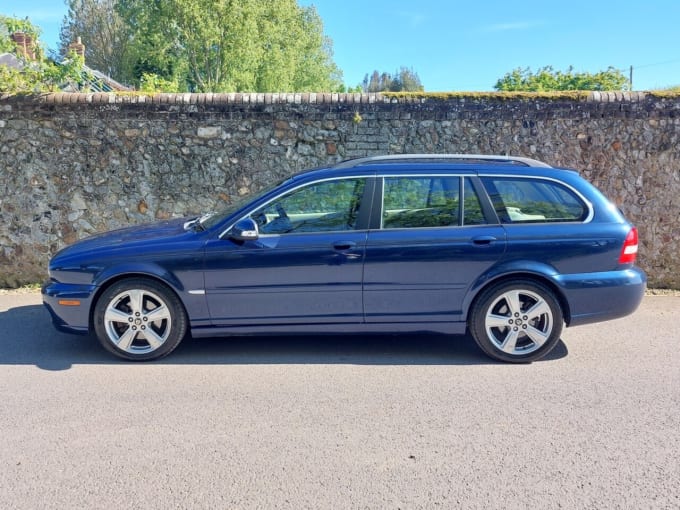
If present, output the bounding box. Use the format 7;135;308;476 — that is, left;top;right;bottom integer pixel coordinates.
229;218;259;241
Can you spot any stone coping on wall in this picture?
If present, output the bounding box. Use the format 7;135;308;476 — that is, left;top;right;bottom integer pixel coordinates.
0;90;661;106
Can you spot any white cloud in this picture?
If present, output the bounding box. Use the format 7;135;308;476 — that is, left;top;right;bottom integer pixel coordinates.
482;21;544;32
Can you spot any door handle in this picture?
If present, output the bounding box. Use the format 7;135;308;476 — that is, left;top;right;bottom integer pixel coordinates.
332;241;357;251
472;236;497;245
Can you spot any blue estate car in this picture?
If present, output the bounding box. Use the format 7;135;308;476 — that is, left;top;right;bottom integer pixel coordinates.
42;154;646;363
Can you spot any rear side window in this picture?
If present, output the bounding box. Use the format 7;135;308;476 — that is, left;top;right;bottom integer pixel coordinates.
382;177;460;228
481;177;588;223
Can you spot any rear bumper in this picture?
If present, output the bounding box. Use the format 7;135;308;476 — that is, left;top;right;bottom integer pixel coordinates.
42;280;97;335
556;267;647;326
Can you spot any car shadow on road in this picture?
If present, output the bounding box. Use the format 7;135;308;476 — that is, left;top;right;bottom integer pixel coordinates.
0;304;568;370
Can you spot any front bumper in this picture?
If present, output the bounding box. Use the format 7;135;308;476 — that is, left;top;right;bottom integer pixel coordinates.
42;280;98;335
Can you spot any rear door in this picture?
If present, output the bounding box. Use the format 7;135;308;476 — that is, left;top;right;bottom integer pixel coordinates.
363;174;506;323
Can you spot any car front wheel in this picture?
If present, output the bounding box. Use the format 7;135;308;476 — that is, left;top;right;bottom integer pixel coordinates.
469;280;563;363
93;278;188;361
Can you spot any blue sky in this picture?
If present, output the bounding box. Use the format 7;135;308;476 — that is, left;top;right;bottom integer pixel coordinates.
4;0;680;91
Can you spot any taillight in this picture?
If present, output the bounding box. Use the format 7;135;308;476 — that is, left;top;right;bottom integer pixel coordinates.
619;227;638;264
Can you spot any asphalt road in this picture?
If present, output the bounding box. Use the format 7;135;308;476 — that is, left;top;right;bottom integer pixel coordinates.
0;292;678;509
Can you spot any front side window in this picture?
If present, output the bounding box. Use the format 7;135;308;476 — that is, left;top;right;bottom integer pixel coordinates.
481;177;589;223
249;178;366;234
382;176;460;228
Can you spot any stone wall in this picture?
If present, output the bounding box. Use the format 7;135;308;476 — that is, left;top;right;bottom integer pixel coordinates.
0;91;679;288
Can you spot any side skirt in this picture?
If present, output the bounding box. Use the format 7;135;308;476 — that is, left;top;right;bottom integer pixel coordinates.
190;321;467;338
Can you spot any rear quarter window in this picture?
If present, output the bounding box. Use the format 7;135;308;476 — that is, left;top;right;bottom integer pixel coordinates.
481;176;589;223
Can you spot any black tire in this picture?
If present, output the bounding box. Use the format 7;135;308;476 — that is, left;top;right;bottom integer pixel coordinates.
469;279;563;363
93;278;188;361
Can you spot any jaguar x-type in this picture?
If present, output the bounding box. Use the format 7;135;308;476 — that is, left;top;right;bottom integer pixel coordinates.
43;154;646;363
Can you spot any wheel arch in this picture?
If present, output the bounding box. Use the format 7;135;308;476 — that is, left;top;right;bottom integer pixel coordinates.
464;271;572;327
88;271;187;332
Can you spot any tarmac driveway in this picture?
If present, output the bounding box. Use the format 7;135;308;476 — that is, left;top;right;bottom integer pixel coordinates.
0;292;678;509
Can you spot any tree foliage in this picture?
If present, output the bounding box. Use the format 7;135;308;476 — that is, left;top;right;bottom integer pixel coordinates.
362;67;424;92
59;0;134;84
0;56;86;94
494;66;629;92
114;0;342;92
0;15;85;93
339;84;363;93
0;15;44;58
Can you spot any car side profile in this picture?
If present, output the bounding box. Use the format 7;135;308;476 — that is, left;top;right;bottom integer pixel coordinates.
42;154;646;363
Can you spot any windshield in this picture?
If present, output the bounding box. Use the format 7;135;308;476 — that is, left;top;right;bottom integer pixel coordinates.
199;178;290;230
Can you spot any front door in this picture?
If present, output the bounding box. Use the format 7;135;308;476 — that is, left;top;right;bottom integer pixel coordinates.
203;177;370;325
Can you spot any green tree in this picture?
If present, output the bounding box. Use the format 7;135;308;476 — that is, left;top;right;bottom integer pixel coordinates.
0;15;85;93
117;0;188;90
363;70;391;92
494;66;629;91
362;67;424;92
117;0;342;92
0;15;43;57
59;0;134;84
389;67;424;92
338;83;363;93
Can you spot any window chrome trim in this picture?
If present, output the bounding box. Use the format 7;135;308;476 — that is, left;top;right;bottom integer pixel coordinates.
477;173;595;224
378;174;467;230
221;172;594;237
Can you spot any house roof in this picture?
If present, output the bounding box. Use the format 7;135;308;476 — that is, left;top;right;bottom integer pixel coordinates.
58;62;132;92
0;52;24;70
83;65;131;92
0;52;131;92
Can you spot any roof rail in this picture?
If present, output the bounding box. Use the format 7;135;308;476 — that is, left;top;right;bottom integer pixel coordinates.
333;154;552;169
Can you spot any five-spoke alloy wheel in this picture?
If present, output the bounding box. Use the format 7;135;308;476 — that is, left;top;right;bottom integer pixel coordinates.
94;278;188;361
469;280;564;363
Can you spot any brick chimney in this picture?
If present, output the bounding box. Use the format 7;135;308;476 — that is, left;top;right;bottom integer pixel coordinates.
68;37;86;60
10;32;36;60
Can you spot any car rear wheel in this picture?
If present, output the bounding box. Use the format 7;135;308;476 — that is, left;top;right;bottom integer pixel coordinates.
93;278;187;361
469;280;563;363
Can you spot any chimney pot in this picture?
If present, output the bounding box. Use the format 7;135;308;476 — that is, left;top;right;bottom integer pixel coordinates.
68;37;86;60
9;31;35;60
